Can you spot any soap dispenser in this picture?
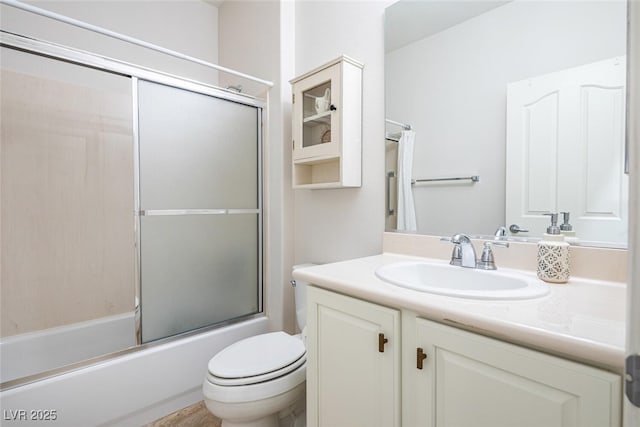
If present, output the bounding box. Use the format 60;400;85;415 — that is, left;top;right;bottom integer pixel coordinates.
559;211;578;243
537;213;570;283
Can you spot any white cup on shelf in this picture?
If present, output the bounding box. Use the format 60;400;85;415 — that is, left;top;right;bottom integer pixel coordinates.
314;88;331;114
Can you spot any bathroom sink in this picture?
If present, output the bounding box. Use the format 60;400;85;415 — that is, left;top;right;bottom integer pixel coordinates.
375;261;549;300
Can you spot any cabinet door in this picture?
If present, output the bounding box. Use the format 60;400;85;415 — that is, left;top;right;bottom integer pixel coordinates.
307;286;400;427
412;318;621;427
292;63;341;161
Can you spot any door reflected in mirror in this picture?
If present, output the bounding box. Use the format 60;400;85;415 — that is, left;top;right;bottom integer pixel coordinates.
385;0;628;248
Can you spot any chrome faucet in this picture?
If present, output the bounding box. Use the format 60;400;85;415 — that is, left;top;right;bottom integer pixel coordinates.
494;226;507;238
441;234;510;270
447;233;477;268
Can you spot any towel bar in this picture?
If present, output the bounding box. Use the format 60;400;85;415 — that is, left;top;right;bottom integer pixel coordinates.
411;175;479;184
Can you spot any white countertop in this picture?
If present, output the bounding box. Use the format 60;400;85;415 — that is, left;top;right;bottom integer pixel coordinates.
293;253;626;371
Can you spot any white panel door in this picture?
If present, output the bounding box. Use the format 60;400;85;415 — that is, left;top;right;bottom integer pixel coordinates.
415;318;621;427
306;286;400;427
506;57;627;243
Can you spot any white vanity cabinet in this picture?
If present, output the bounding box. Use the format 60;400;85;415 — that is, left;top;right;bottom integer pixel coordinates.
406;317;622;427
307;287;622;427
306;286;401;427
290;55;362;189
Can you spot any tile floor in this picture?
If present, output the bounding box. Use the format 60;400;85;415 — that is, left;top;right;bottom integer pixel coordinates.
145;401;221;427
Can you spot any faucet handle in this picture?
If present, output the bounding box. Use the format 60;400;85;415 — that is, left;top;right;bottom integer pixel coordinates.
477;241;509;270
440;233;472;244
450;233;472;244
440;235;465;267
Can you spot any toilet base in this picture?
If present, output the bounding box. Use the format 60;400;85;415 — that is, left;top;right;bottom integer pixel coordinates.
204;382;305;427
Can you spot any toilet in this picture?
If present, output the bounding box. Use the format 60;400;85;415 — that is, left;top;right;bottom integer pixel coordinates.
203;265;311;427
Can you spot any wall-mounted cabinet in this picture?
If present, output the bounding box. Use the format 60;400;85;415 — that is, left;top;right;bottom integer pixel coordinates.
290;55;363;189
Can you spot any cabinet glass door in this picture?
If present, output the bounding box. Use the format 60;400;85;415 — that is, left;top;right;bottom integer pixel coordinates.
302;80;332;148
293;63;341;160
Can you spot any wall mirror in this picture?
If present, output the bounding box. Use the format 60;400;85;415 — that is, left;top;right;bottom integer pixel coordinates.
384;0;628;248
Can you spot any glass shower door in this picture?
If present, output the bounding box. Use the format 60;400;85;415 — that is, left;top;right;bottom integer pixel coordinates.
137;80;261;343
0;46;136;383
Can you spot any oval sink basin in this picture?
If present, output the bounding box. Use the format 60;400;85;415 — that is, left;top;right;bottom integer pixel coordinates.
375;261;549;300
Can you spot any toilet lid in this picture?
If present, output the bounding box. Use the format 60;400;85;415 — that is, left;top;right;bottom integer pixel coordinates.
208;332;306;380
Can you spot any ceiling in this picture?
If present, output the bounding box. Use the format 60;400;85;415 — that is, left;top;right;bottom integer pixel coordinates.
385;1;509;52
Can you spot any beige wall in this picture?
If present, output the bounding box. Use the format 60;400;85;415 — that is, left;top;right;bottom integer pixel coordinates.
1;64;134;337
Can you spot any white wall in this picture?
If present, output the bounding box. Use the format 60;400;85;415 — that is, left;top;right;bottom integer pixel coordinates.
386;0;627;236
293;0;393;265
0;1;219;86
218;0;296;333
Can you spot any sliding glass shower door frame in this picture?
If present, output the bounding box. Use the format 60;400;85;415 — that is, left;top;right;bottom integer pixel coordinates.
0;31;265;388
132;77;264;344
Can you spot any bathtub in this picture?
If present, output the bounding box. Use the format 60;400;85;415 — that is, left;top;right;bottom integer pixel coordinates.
0;316;268;426
0;312;136;384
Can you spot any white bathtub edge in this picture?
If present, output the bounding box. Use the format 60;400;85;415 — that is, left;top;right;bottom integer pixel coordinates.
0;316;269;427
1;312;137;383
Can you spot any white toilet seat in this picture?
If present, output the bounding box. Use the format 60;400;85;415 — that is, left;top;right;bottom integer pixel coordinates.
204;361;306;404
204;331;307;403
207;331;306;384
208;353;306;386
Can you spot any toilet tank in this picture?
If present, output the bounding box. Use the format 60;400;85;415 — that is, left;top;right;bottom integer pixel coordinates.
292;264;315;330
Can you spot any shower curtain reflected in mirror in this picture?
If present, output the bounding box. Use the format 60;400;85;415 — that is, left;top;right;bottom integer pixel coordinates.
385;128;417;232
396;130;417;232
